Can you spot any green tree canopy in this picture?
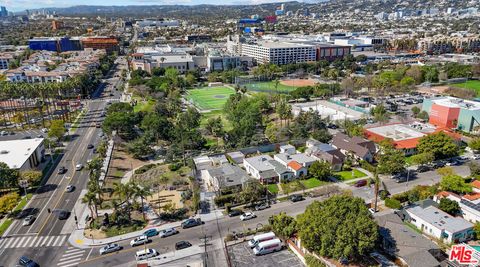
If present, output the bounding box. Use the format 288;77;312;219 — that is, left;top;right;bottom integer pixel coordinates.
0;162;19;189
469;138;480;152
107;102;133;114
440;174;472;194
241;179;265;204
417;132;458;160
438;197;460;216
268;212;297;239
20;170;42;185
48;120;66;140
297;195;378;260
410;152;434;166
377;140;405;174
309;161;332;181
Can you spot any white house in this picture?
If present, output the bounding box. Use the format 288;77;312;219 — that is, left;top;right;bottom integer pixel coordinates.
405;205;474;244
243;155;294;184
435;191;480;224
279;144;296;155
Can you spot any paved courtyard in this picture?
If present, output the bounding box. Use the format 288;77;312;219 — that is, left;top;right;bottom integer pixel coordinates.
227;241;304;267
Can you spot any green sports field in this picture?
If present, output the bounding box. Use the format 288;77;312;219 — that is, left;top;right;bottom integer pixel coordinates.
186;86;236;110
452;80;480;96
243;81;298;93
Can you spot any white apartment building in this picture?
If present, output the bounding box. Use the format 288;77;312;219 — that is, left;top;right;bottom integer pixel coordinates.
240;41;316;65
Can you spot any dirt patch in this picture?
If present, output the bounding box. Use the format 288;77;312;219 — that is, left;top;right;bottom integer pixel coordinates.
84;228;108;239
147;190;185;212
280;78;318;87
105;145;146;189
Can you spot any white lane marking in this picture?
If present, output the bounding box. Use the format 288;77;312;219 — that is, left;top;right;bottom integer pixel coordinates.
18;236;33;248
46;236;56;246
40;236;52;246
57;256;84;266
26;236;38;247
62;250;84;258
33;236;45;247
85;248;93;261
54;235;67;246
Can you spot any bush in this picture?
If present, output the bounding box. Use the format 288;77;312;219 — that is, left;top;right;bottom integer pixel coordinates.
214;194;236;207
168;163;182;171
134;164;156;175
360;160;376;173
379;190;389;200
385;198;402;209
305;254;326;267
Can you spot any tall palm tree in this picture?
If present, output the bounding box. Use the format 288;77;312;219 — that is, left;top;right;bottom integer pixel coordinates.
373;169;380;213
82;191;99;220
132;183;152;221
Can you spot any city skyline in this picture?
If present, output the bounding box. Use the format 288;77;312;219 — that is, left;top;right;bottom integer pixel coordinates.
2;0;291;12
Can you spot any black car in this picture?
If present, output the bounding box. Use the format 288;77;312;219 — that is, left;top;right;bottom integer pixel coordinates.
290;194;304;202
433;161;446;169
228;210;242;217
417;165;431;173
181;218;204;229
175;241;192;250
57;166;67;175
18;256;40;267
87;144;94;149
23;136;32;139
56;210;70;220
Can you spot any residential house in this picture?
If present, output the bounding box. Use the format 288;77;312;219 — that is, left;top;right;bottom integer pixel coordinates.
204;163;249;192
274;153;316;176
305;140;345;171
404;205;474;244
331;133;375;163
226;151;245;164
279;144;296;155
243;155;294;184
434;191;480;223
375;213;442;267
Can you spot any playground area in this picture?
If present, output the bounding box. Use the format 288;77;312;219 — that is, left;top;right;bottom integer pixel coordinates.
147;190;184;213
185;86;236;111
239;78;319;93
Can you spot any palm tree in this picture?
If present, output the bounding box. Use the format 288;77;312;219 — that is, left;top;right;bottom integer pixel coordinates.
112;182;135;220
82;191;99;221
132;183;152;221
373;170;380;213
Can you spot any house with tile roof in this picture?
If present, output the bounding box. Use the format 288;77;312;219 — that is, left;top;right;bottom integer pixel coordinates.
434;191;480;224
287;160;307;177
331;133;375;162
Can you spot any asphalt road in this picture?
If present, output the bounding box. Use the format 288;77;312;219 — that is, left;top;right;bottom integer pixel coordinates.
0;58;126;267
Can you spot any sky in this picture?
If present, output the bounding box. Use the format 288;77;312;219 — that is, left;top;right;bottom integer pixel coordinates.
1;0;290;12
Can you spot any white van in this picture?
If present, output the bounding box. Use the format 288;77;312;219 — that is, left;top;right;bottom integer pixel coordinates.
248;232;276;248
253;238;283;256
135;248;158;260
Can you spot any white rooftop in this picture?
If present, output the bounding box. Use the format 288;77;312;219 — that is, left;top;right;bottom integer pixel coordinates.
432;96;480;110
248;41;316;49
407;205;473;234
366;124;427;141
0;138;44;169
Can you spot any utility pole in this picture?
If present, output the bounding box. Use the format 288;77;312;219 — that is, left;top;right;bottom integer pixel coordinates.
199;228;212;266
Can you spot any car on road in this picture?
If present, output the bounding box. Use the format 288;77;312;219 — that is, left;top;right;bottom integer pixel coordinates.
159;227;178;238
87;144;94;149
66;185;75;192
240;211;256;221
254;202;270;211
57;210;71;220
135;248;158;261
354;179;367;187
37;135;43;138
130;235;150;247
41;128;48;133
474;154;480;160
99;243;122;255
0;130;7;136
22;215;36;226
368;208;378;214
290;194;304;202
433;161;446;169
57;166;67;174
75;164;83;171
143;228;159;237
23;136;32;139
18;256;39;267
175;241;192;250
95;123;101;128
416;165;431;173
181;218;204;229
446;159;460;166
228;210;242;217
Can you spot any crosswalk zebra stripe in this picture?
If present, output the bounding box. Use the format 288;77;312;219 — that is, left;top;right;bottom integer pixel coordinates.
57;256;84;266
40;236;51;247
33;236;45;247
62;250;84;258
3;238;15;248
53;236;67;246
18;236;33;248
9;237;24;248
0;238;6;248
26;236;38;247
46;236;56;246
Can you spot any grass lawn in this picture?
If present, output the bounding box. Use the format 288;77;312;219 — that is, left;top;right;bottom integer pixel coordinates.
14;193;33;212
133;98;156;113
452;80;480;96
245;81;298;93
334;169;367;181
281;178;329;192
186;86;235;110
301;178;329;189
0;219;13;236
200;110;232;131
267;184;279;194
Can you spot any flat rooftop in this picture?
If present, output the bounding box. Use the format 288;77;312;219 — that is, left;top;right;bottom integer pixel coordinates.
366;123;428;141
0;138;43;169
247;41;315;49
431;96;480;110
407;205;473;234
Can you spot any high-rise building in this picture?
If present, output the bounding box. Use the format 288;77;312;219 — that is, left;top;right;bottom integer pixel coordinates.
0;6;8;17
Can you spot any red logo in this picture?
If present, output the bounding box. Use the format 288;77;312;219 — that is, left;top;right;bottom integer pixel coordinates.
449;245;478;264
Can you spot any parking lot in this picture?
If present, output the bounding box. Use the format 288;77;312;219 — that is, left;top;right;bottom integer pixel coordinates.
0;129;46;141
227;241;303;267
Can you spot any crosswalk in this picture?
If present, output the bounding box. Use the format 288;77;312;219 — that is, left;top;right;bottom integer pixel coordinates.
57;247;86;267
0;235;67;249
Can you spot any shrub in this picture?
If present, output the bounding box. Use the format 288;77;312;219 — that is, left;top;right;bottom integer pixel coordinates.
379;190;389;200
134;164;156;175
214;194;236;207
385;198;402;209
360;160;376;173
168;163;182;171
305;254;326;267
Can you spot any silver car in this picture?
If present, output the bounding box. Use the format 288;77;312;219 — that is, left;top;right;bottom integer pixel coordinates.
99;243;122;255
159;228;178;238
22;215;35;226
130;235;149;247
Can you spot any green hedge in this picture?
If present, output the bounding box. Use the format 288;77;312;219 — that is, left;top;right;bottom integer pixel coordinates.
305;254;326;267
214;194;236;207
360;160;376;173
385;198;401;209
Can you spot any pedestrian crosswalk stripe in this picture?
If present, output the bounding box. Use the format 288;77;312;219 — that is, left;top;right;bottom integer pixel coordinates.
46;236;56;246
63;250;84;257
0;239;6;247
33;236;44;247
3;238;15;248
19;236;33;248
57;247;86;267
27;236;37;247
10;237;23;248
40;236;50;246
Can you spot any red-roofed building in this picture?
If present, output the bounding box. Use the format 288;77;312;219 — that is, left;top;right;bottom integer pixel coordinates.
364;122;461;156
287;160;307;177
472;180;480;193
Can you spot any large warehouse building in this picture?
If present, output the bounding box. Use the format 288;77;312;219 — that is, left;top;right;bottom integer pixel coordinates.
422;97;480;133
0;138;45;171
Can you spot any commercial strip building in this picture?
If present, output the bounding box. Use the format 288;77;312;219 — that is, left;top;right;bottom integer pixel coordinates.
28;36;119;54
0;138;45;171
422;96;480;133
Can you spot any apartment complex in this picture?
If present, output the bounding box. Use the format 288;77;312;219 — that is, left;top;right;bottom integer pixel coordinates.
418;35;480;54
240;41;316;65
0;52;13;69
29;36;119;54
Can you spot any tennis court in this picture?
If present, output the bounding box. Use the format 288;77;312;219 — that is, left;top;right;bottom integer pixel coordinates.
186;86;235;110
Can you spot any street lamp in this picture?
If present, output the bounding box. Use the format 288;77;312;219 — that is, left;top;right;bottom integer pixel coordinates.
90;234;95;244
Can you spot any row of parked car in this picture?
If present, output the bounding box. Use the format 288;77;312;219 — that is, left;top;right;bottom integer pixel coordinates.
99;218;204;261
228;195;305;220
248;232;284;256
